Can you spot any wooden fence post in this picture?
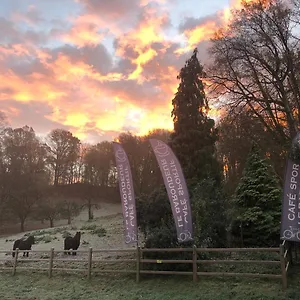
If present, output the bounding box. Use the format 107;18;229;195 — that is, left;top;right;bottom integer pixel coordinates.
12;248;19;276
140;247;144;271
288;242;293;266
280;244;287;290
87;247;92;280
136;246;141;283
48;248;54;278
193;245;197;282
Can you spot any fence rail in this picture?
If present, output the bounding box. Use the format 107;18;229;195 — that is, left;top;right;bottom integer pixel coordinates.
0;243;293;290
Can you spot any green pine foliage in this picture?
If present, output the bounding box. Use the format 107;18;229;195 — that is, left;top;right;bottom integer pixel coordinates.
170;48;221;183
169;48;227;247
232;143;282;246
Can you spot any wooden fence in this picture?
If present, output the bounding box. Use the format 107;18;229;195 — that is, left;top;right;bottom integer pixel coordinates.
0;242;293;290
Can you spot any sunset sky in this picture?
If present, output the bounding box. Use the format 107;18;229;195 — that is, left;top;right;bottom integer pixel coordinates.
0;0;242;142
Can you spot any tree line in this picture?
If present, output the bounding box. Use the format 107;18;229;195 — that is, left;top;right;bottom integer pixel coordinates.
1;0;298;248
0;121;170;232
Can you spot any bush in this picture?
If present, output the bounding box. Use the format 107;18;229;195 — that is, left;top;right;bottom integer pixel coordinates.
35;235;57;244
144;223;178;249
81;224;97;231
42;235;53;243
143;223;193;271
91;227;106;237
190;178;228;248
137;187;173;237
62;231;72;238
28;230;47;237
29;227;70;237
80;223;106;237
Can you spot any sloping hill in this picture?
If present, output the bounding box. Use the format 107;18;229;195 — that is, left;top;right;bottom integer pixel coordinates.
0;202;137;263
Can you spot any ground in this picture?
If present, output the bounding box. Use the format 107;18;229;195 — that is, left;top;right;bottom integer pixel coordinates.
0;271;300;300
0;202;136;260
0;202;299;299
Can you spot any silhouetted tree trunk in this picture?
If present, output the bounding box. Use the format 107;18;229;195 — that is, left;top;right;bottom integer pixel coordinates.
20;218;25;232
54;167;59;186
88;199;93;220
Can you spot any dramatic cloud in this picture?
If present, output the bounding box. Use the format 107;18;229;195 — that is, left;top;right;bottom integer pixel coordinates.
0;0;252;142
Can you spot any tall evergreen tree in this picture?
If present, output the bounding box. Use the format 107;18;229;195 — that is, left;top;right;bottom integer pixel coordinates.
232;143;282;246
169;48;227;247
170;48;221;183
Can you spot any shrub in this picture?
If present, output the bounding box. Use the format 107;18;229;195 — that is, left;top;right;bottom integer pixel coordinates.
91;227;106;237
28;230;47;237
43;235;52;243
81;224;97;231
80;223;106;237
143;223;193;271
35;235;57;244
62;231;72;238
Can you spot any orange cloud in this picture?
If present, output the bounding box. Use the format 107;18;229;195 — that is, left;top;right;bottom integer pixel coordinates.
178;0;270;53
177;21;218;54
128;48;158;81
0;44;31;58
0;0;231;142
115;6;169;82
61;14;106;47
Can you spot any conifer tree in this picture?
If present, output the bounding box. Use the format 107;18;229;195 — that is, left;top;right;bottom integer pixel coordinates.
232;143;282;246
170;48;221;183
169;48;227;247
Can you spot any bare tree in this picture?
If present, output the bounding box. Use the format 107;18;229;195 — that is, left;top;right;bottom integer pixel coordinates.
46;129;81;185
209;0;300;144
113;130;170;195
34;188;62;228
83;141;114;187
51;185;82;224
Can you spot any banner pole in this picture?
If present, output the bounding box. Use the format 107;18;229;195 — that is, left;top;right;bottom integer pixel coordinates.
113;142;138;245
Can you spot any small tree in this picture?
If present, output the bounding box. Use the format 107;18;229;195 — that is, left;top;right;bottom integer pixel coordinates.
137;187;173;240
35;195;62;228
191;178;228;247
72;183;100;221
51;185;81;225
232;143;282;246
60;200;81;225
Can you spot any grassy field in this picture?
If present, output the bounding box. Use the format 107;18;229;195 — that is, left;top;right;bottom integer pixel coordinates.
1;204;299;300
0;267;300;300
